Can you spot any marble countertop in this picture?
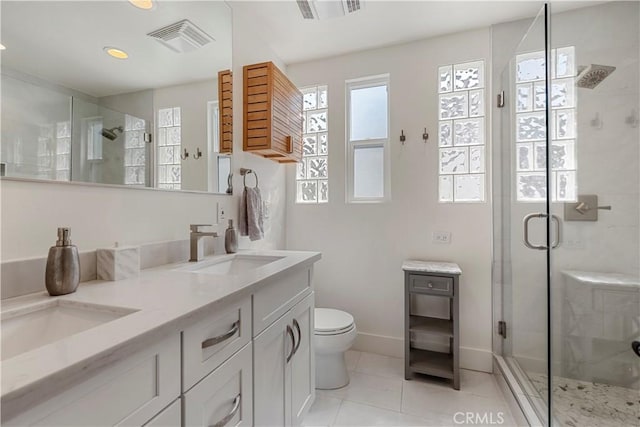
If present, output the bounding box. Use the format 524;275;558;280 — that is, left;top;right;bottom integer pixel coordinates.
402;260;462;275
0;249;320;418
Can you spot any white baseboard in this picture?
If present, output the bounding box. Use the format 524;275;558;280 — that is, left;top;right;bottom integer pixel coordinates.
353;332;404;358
352;332;493;373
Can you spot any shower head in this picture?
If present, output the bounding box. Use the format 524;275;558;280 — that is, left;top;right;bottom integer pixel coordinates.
576;64;616;89
100;126;124;141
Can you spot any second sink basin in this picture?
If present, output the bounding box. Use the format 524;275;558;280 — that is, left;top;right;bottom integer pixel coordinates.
180;254;284;276
1;300;137;361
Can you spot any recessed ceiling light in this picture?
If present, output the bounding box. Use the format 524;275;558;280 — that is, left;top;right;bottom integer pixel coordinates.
104;47;129;60
0;43;6;50
129;0;154;10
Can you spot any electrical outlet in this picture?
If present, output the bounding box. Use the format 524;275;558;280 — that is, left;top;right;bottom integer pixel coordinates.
217;203;226;223
432;231;451;244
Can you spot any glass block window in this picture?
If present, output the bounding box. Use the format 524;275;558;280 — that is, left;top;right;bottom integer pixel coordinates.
124;114;146;186
55;121;71;181
515;47;577;202
297;85;329;203
346;75;390;203
438;61;485;202
157;107;181;190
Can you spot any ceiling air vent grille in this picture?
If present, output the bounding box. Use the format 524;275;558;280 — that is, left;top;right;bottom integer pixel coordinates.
297;0;315;19
147;19;214;53
297;0;363;20
344;0;361;13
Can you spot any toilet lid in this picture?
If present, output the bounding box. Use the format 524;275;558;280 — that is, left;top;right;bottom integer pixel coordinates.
315;308;354;335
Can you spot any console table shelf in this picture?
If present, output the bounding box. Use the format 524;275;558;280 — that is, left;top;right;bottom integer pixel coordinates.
403;260;461;390
409;315;453;338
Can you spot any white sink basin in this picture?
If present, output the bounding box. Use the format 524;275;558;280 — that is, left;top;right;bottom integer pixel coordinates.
1;300;137;361
179;254;284;276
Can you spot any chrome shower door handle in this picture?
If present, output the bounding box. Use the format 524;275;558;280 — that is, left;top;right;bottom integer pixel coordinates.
523;213;547;250
551;214;561;249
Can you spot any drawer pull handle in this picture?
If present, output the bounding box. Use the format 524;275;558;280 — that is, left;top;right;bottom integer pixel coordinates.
286;325;296;363
210;394;241;427
427;282;434;288
292;319;302;355
202;321;240;349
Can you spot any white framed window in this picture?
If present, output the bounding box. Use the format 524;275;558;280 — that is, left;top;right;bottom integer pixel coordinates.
296;85;329;203
85;118;103;161
438;60;486;203
346;75;390;203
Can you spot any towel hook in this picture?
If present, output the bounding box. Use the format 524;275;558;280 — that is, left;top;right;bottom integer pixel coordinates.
240;168;259;188
193;147;203;160
180;148;189;160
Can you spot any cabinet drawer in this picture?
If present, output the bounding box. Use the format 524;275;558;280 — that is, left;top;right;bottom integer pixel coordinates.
183;296;251;391
5;334;181;426
144;398;181;426
409;275;453;296
184;343;253;427
253;267;312;336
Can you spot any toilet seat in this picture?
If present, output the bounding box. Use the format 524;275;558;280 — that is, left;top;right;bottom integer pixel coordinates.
315;308;355;336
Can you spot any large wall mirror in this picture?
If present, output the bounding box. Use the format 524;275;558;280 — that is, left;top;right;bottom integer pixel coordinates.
0;1;233;194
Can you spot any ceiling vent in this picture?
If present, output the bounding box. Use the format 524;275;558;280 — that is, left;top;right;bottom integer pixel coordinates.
297;0;363;20
147;19;214;53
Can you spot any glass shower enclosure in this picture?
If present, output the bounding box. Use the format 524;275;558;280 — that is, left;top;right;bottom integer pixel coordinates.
495;2;639;426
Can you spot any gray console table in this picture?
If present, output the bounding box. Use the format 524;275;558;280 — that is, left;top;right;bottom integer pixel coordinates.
402;260;462;390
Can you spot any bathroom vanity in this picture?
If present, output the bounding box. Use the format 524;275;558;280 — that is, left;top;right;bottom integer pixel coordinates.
1;250;319;426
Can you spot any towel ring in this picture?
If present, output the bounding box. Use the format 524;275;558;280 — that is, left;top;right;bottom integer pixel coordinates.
240;168;258;188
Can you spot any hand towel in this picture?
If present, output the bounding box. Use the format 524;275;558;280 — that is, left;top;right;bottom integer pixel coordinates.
239;186;264;241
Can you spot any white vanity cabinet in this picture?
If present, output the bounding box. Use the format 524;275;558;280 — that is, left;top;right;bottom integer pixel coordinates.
3;258;317;427
184;343;253;426
5;334;181;426
144;399;182;426
254;292;315;426
182;297;252;391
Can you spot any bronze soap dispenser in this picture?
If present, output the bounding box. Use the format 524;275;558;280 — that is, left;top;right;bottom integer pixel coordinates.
45;227;80;296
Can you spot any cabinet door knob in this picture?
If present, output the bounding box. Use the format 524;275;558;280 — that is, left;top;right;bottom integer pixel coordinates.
286;135;293;153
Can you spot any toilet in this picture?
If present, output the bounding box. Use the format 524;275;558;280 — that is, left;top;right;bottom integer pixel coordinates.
314;308;357;390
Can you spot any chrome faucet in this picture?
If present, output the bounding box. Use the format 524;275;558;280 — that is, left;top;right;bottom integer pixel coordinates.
190;224;218;262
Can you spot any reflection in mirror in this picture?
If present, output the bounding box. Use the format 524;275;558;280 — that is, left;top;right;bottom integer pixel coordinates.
0;1;233;194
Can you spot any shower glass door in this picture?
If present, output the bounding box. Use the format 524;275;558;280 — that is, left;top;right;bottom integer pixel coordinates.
500;2;640;426
548;2;640;426
499;4;552;423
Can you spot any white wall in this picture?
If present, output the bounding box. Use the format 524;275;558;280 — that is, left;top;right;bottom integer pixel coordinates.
0;4;288;262
286;29;494;372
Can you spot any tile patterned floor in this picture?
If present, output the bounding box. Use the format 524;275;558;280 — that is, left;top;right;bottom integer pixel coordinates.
303;351;521;427
528;373;640;427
